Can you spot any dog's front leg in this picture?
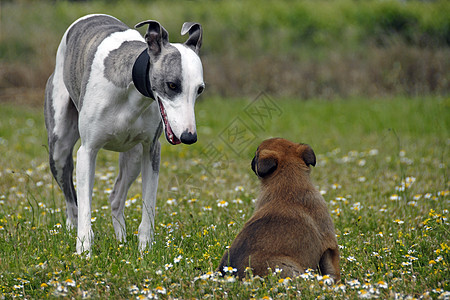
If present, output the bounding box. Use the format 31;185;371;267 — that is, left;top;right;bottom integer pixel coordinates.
109;145;143;242
138;140;161;252
75;144;98;255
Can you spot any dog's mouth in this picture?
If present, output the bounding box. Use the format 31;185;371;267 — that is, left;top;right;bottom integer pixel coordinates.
157;98;181;145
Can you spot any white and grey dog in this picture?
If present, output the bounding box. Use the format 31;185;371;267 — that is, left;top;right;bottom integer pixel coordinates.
44;14;204;254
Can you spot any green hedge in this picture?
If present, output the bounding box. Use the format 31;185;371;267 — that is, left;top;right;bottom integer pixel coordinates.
1;0;449;61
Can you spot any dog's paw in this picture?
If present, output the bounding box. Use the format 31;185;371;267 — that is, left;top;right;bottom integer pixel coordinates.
76;230;93;256
138;235;154;253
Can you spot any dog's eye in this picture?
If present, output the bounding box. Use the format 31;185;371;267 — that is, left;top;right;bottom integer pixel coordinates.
197;85;205;95
167;82;177;90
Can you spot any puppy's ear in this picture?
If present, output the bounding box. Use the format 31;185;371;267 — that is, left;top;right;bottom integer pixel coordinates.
135;20;169;59
251;155;257;174
298;144;316;167
252;150;278;178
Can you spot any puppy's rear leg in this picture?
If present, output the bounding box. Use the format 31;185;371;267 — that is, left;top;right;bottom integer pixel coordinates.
109;145;143;242
266;256;304;278
319;248;341;282
45;73;80;230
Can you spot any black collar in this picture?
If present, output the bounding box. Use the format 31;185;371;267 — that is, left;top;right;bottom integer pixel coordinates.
132;49;155;99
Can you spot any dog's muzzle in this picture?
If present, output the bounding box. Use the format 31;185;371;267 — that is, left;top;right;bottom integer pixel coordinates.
180;130;197;145
157;98;197;145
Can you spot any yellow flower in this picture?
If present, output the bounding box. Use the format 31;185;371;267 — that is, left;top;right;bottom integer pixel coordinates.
217;200;228;207
390;194;400;201
223;266;237;273
438;190;449;196
377;281;388;289
155;286;166;294
65;278;76;287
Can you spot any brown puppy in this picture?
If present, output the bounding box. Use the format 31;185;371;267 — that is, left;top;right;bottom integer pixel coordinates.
218;138;340;281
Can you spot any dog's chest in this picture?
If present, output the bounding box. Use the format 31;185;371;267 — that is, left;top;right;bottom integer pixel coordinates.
77;90;160;152
98;100;161;152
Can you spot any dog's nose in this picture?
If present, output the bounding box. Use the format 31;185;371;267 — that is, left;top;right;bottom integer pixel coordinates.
180;130;197;144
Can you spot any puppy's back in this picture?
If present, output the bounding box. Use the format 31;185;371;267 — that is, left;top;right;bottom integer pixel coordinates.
219;192;332;278
218;138;340;280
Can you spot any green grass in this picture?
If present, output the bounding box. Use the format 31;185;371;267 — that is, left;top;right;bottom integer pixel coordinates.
0;97;449;298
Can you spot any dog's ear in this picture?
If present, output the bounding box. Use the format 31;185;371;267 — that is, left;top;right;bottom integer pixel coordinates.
252;150;278;178
181;22;202;54
135;20;169;59
298;144;316;167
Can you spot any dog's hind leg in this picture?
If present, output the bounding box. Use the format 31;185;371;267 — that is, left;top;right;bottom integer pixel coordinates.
45;72;80;230
319;248;341;282
109;145;143;242
261;256;304;279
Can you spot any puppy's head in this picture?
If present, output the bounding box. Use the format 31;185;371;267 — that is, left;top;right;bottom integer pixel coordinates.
251;138;316;179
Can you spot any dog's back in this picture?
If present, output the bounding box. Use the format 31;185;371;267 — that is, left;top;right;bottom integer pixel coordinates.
59;15;145;107
218;138;340;280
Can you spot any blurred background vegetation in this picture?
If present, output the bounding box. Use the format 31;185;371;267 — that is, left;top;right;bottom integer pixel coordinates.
0;0;448;105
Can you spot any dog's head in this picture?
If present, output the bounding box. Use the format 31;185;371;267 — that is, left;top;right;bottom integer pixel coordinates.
135;20;204;145
251;138;316;179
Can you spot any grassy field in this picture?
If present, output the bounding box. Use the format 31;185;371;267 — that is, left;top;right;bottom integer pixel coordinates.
0;96;448;298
